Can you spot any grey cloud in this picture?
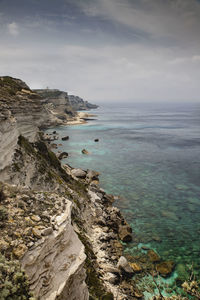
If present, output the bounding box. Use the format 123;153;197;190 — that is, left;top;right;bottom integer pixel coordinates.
0;0;200;102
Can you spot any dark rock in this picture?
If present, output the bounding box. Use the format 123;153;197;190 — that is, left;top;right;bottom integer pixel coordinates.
58;152;68;160
94;139;99;142
96;216;107;227
53;131;57;134
141;245;150;251
61;136;69;141
82;149;89;155
118;225;132;242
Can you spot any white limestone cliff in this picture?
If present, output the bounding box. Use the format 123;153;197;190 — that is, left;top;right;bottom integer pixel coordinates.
21;200;88;300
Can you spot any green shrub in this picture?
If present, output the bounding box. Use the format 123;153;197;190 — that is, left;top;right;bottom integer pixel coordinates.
0;254;35;299
0;206;8;221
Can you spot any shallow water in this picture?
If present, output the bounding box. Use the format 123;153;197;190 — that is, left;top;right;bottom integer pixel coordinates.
46;102;200;296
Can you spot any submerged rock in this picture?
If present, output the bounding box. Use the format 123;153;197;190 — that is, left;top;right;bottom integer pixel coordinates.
147;250;161;262
176;263;189;282
156;261;175;277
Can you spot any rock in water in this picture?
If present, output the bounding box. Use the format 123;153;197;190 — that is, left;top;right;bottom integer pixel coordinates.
58;152;68;160
94;139;99;142
117;256;134;276
156;261;175;277
62;136;69;141
130;262;142;273
82;149;89;155
118;225;132;242
147;250;161;262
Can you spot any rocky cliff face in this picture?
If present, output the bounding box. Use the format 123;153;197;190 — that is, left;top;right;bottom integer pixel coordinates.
34;89;76;122
0;77;134;300
68;95;98;111
34;89;98;122
0;77;90;299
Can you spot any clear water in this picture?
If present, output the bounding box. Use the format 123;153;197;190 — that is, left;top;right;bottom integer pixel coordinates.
46;102;200;295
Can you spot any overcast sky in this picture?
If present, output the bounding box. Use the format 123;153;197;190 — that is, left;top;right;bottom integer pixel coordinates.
0;0;200;102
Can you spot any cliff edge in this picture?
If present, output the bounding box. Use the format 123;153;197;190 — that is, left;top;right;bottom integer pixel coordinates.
0;77;135;300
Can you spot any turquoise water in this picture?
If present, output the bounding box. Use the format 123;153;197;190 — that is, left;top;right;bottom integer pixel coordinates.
46;102;200;296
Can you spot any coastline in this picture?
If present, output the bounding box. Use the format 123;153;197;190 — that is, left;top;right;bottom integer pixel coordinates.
0;76;136;300
0;77;197;299
66;111;97;125
50;106;200;300
44;112;138;299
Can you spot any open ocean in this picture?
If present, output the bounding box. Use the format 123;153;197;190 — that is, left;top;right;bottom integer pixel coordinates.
47;102;200;297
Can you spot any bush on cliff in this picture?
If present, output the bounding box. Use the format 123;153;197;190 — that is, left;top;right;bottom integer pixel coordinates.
0;254;35;300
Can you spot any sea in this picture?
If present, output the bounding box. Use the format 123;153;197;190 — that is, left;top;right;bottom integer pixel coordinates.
46;102;200;298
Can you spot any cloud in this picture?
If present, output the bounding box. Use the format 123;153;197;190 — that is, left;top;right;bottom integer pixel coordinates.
0;0;200;102
79;0;200;45
7;22;19;36
0;40;200;102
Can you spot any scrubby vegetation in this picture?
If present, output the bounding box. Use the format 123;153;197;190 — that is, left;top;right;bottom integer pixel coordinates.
0;254;35;300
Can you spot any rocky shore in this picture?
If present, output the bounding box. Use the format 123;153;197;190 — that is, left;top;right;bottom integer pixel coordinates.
0;76;136;300
0;76;198;300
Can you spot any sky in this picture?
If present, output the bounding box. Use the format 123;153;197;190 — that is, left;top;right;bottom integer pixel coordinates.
0;0;200;103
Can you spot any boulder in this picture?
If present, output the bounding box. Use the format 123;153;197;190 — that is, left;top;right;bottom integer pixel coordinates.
42;227;53;236
71;168;87;179
86;170;100;181
129;262;142;273
58;152;68;160
117;256;134;276
94;139;99;142
147;250;161;263
82;149;89;155
118;225;132;242
61;136;69;141
156;261;174;277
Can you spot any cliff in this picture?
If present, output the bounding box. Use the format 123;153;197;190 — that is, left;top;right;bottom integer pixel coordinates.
34;89;98;122
0;77;135;300
68;95;98;111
